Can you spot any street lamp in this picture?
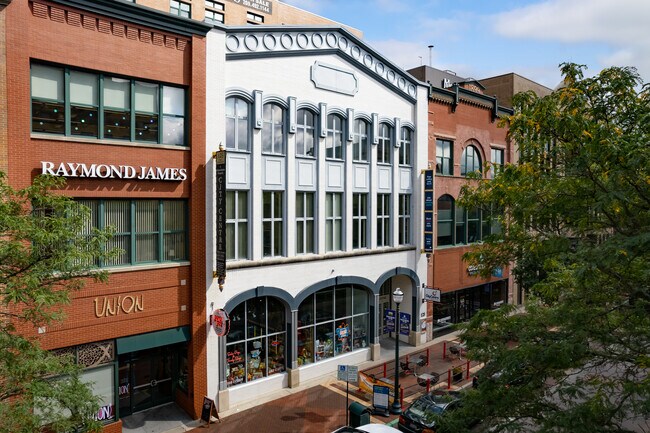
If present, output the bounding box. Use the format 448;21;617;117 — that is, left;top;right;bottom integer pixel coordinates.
391;287;404;415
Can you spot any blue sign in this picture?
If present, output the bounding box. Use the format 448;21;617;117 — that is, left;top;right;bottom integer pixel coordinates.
424;233;433;252
385;309;396;333
424;191;434;211
424;212;434;232
399;312;411;336
492;267;503;278
373;385;390;411
424;169;434;190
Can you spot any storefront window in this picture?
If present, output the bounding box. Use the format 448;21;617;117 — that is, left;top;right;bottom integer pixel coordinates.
225;297;286;387
298;286;369;365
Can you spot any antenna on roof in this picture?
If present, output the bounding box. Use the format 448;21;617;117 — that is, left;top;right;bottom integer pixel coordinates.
428;45;434;67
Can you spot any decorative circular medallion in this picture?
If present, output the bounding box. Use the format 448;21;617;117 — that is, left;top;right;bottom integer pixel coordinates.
398;77;406;90
244;34;259;51
338;37;349;51
375;62;385;75
326;32;338;47
351;45;361;59
263;34;277;50
280;33;294;49
312;33;324;48
225;35;240;52
387;70;396;83
408;85;417;97
297;33;309;49
363;54;373;67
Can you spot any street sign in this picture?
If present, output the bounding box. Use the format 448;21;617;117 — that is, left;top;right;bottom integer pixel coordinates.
399;312;411;336
338;365;358;383
385;309;396;332
373;385;390;415
424;287;441;303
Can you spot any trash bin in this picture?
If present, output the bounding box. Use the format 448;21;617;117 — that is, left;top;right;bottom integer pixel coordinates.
349;402;371;427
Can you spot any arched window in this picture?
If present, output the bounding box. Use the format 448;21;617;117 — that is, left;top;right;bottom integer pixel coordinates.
352;119;369;162
225;97;249;151
377;123;392;164
296;109;316;157
297;286;369;366
326;114;344;159
226;297;286;387
437;195;454;246
460;144;482;176
399;127;412;166
262;103;284;155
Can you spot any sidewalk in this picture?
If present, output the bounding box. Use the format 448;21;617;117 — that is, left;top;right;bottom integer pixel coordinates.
187;331;482;433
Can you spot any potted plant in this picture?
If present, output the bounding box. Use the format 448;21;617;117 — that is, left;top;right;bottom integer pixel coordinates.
452;365;464;382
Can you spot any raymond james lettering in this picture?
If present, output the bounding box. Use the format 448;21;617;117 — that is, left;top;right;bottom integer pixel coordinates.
41;161;187;181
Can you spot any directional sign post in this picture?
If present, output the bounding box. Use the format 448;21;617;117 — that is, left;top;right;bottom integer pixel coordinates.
338;364;359;425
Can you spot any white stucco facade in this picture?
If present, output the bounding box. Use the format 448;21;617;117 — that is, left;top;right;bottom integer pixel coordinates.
205;26;430;410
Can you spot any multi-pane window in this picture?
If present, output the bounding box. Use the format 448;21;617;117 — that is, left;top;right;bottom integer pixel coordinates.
263;191;283;257
246;12;264;24
377;124;392;164
377;194;391;247
296;109;316;157
437;195;454;246
461;144;482;176
226;191;248;260
490;148;504;178
398;127;412;166
437;194;489;247
204;0;224;24
225;97;249;151
226;297;286;387
398;194;411;245
297;287;369;365
31;64;186;145
326;115;344;160
352;119;369;162
262;103;284;155
436;139;453;175
170;0;191;18
325;193;342;252
352;194;368;249
296;192;315;254
77;199;187;267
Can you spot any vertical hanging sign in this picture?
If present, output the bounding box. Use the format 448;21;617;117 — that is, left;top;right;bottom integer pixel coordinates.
423;169;434;253
214;149;227;289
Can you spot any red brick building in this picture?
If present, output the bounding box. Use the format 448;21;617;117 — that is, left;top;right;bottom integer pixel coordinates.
409;66;515;335
2;0;210;430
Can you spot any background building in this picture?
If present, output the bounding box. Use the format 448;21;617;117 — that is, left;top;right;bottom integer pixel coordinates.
205;25;429;411
129;0;362;36
479;72;552;109
2;0;210;430
409;66;515;334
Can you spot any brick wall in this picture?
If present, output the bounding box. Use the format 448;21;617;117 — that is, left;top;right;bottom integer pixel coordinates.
5;0;207;428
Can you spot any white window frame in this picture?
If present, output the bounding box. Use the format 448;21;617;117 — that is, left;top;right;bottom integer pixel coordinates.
326;115;344;160
398;194;411;245
398;127;412;166
352;119;369;162
262;103;285;155
325;192;343;252
377;194;391;247
352;193;368;249
225;97;249;151
226;190;249;261
263;191;284;257
377;124;392;164
296;191;315;254
296;109;316;158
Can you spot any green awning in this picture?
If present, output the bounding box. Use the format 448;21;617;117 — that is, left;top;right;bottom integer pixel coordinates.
116;326;191;354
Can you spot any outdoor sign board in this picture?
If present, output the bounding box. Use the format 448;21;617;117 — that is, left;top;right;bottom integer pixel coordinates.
385;309;396;333
423;169;434;253
211;309;230;336
424;287;441;303
215;150;227;283
200;396;219;425
373;385;390;414
224;0;272;14
399;312;411;336
337;365;359;383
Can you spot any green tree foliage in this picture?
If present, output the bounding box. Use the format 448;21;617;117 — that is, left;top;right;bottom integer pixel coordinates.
443;64;650;433
0;173;115;433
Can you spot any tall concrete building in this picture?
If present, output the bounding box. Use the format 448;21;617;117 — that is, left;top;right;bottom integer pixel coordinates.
479;72;552;109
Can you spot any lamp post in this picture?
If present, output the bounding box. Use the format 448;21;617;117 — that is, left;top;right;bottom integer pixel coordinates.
391;287;404;415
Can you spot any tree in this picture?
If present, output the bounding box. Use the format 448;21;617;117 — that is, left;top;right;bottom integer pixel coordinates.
442;64;650;433
0;173;115;433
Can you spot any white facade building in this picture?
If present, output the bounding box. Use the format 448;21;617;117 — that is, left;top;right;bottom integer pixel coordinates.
205;25;429;410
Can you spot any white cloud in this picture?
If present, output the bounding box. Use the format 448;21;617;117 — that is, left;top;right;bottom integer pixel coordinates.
491;0;650;82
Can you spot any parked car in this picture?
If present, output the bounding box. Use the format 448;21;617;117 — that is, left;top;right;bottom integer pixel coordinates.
398;391;464;433
332;424;401;433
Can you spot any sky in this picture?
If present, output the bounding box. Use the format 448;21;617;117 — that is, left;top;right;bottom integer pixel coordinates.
282;0;650;89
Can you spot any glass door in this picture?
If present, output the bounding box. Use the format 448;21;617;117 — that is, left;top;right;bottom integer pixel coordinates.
151;350;173;407
131;355;154;413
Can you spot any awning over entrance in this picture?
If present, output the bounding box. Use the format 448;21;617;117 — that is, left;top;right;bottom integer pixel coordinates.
116;326;191;355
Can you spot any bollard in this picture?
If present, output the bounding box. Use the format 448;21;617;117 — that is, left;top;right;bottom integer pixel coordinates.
426;378;431;393
426;348;430;365
466;360;471;380
443;341;447;359
447;369;452;389
400;387;404;409
383;362;387;378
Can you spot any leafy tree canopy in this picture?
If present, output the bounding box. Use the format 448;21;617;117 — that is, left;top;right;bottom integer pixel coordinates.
0;173;115;433
442;64;650;433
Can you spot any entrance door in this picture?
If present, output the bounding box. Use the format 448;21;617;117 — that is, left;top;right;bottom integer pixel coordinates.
379;295;391;338
119;347;175;416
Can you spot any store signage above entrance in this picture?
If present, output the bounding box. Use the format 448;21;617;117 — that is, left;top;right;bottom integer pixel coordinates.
41;161;187;181
225;0;272;14
424;287;441;303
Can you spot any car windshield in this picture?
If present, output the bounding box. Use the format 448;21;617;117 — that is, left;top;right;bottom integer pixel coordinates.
404;395;449;427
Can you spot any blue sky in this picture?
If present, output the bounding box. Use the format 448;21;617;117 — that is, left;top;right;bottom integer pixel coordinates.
283;0;650;89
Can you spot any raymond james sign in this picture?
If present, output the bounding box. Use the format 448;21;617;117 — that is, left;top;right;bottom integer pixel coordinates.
41;161;187;181
225;0;272;14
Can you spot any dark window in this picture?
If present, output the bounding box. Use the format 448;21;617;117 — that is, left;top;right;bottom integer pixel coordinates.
437;195;454;246
296;109;316;157
436;139;453;175
377;194;391;247
377;124;392;164
461;144;482;176
491;147;504;177
399;128;412;166
352;120;369;162
352;193;368;249
398;194;411;245
326;115;344;160
31;64;65;134
226;190;248;260
262;191;283;257
170;0;191;17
